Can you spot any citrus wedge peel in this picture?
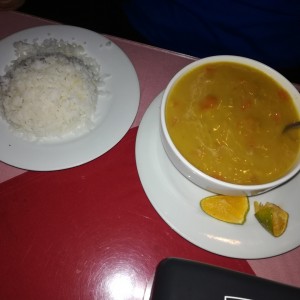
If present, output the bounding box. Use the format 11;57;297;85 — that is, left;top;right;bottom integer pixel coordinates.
254;201;289;237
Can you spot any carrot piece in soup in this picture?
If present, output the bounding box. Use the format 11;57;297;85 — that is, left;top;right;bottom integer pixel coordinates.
200;95;219;110
278;88;290;102
269;111;282;123
240;98;253;110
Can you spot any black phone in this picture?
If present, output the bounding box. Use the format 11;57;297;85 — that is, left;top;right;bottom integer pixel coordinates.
149;258;300;300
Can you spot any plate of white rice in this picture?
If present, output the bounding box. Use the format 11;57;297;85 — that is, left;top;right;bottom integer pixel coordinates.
0;25;140;171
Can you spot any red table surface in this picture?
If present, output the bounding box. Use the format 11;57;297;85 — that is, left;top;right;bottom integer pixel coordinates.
0;127;254;300
1;10;300;300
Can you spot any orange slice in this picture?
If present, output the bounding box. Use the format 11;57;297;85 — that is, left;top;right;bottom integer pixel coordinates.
200;195;249;224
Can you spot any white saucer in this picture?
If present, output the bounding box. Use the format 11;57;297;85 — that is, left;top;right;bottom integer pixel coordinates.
0;25;140;171
135;91;300;259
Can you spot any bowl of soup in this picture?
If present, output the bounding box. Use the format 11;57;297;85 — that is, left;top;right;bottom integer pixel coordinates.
160;55;300;196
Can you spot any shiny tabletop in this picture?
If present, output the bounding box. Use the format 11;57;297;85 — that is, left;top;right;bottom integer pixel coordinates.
0;11;300;300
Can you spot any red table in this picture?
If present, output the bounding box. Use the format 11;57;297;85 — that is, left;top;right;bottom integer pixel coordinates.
0;11;300;300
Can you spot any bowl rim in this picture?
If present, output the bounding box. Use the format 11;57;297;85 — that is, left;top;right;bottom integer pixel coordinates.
160;55;300;192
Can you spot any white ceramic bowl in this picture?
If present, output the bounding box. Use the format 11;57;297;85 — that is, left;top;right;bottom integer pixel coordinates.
160;55;300;196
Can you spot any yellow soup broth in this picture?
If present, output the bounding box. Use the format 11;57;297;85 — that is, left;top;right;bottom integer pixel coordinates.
165;62;300;185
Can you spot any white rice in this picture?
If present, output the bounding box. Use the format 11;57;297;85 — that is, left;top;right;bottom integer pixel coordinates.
0;39;104;141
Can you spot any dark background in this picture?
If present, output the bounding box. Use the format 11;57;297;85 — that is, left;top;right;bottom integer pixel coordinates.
17;0;145;43
16;0;300;83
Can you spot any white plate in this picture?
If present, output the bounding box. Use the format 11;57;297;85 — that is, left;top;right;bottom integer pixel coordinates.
135;91;300;259
0;25;140;171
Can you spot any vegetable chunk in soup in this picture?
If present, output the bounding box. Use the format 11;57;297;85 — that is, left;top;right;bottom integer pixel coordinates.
165;62;300;185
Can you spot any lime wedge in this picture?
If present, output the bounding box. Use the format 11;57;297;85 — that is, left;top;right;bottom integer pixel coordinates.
254;201;289;237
